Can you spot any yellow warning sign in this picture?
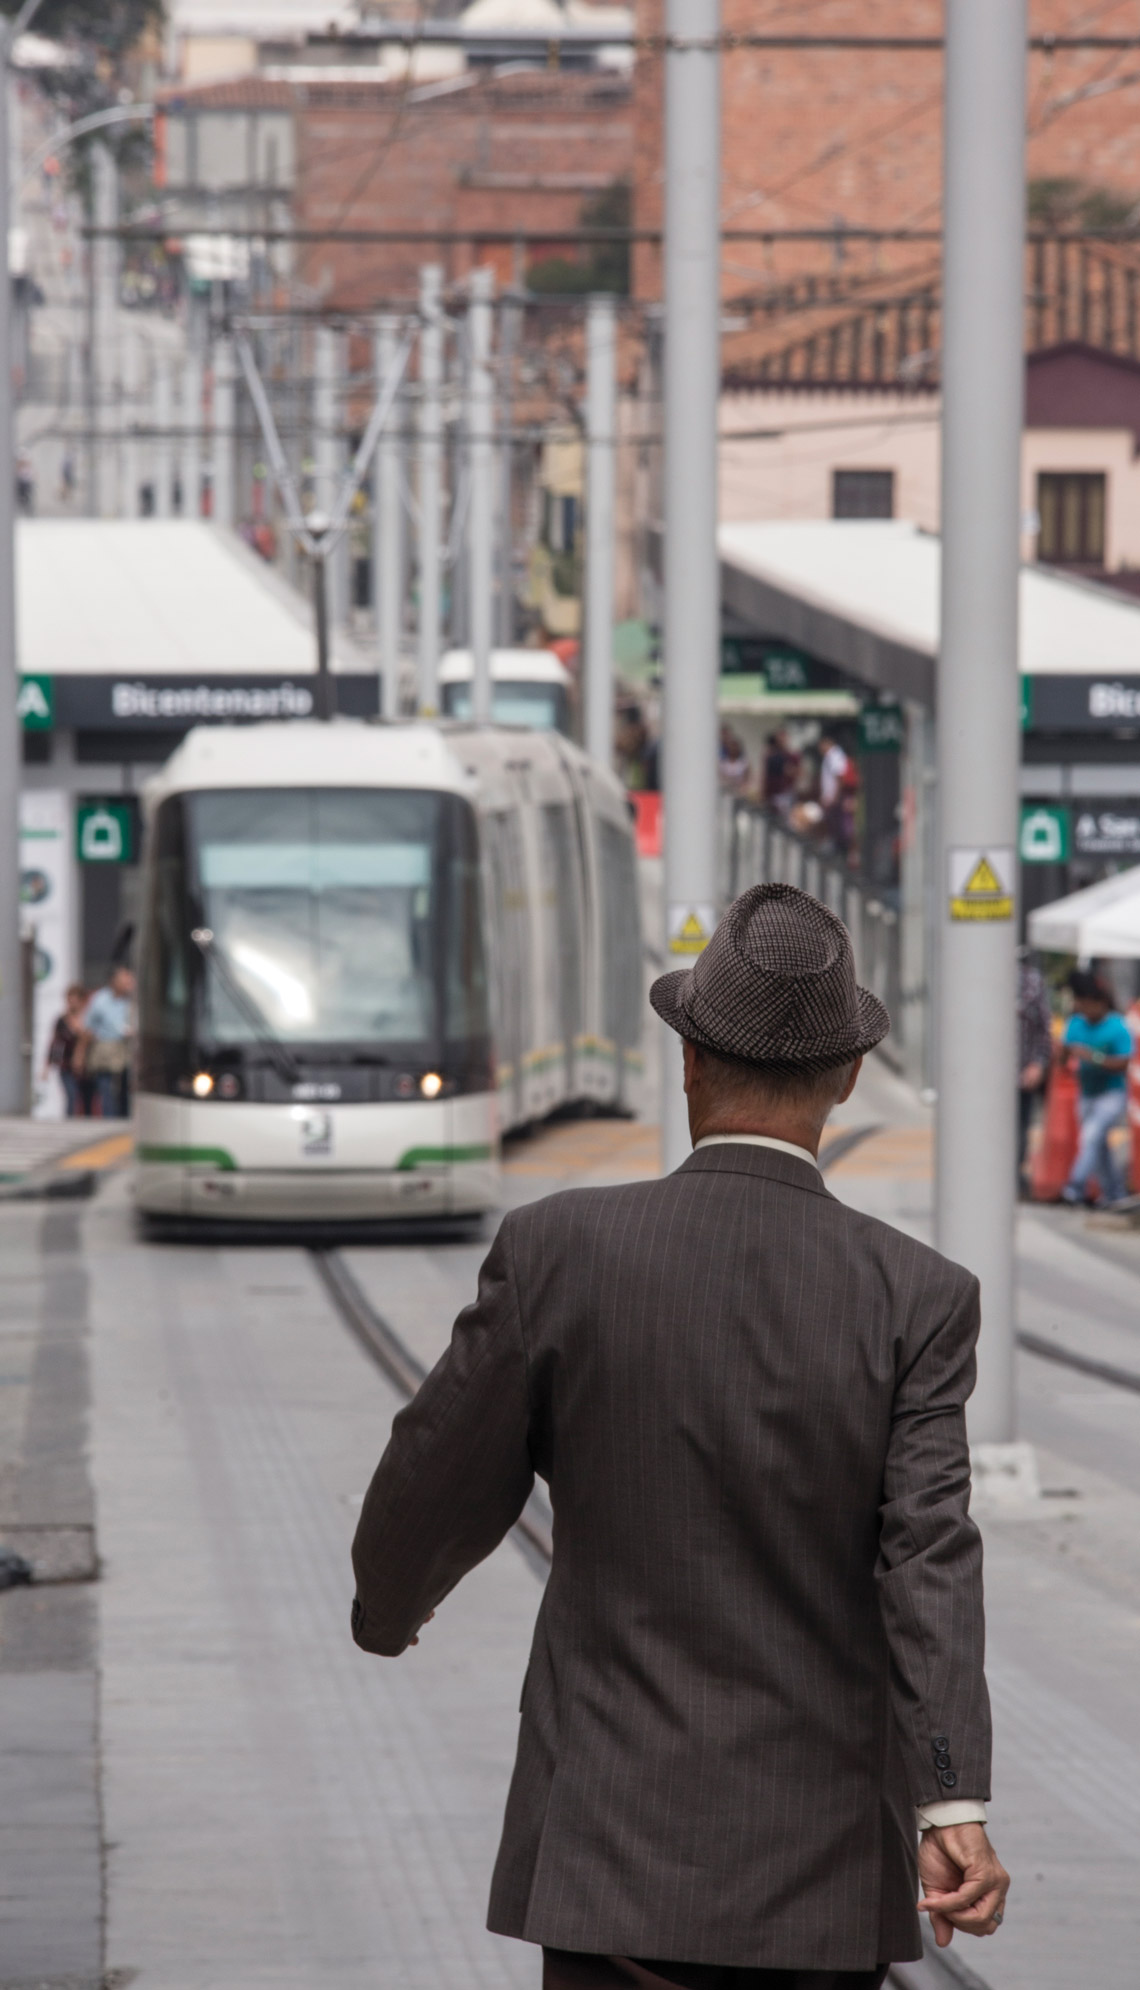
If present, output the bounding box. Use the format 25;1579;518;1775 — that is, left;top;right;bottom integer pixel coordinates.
948;847;1015;922
667;903;715;956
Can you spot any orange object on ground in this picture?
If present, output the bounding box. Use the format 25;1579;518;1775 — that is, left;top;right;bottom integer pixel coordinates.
1127;1000;1140;1192
629;790;662;858
1031;1057;1081;1201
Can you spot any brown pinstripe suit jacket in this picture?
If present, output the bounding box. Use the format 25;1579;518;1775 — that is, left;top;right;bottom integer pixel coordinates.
351;1143;990;1971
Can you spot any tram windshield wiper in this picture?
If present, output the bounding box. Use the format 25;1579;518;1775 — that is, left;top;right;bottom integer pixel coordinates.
190;927;304;1089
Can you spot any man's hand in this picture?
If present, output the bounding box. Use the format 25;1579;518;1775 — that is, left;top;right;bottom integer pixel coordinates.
1019;1061;1044;1090
918;1822;1010;1946
408;1609;436;1647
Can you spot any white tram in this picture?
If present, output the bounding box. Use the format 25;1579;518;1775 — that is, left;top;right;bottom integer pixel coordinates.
134;719;643;1225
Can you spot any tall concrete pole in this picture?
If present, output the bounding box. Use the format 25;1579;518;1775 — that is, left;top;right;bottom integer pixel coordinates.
91;143;118;518
0;30;21;1110
181;347;202;519
935;0;1028;1449
661;0;721;1174
153;353;173;518
585;292;617;767
374;315;402;719
468;266;495;726
417;266;444;714
212;336;235;529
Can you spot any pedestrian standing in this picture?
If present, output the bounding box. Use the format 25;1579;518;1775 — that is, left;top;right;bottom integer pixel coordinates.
80;965;135;1120
44;984;91;1117
351;884;1009;1987
1060;969;1132;1208
818;730;853;853
1016;948;1052;1196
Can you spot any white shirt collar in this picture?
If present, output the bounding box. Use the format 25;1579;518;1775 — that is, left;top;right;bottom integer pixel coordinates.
694;1133;820;1172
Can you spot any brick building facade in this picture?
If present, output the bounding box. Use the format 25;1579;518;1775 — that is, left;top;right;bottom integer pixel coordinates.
157;67;633;310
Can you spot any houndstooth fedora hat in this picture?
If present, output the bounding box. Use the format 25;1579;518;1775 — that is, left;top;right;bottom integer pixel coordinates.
650;883;890;1072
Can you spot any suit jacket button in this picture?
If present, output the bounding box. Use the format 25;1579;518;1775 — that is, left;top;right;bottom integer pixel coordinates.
939;1770;958;1789
934;1751;951;1769
932;1735;949;1750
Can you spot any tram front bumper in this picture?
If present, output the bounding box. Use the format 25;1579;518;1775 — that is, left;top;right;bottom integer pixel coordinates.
135;1159;499;1222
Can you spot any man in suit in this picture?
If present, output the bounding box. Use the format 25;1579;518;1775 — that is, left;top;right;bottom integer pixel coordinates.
351;884;1010;1988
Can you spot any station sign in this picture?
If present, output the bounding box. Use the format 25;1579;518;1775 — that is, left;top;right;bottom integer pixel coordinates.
76;799;137;865
27;674;381;731
1019;804;1070;864
1030;675;1140;732
17;674;53;729
1073;806;1140;857
858;702;904;753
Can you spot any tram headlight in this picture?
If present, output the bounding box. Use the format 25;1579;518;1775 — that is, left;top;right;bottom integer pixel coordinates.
420;1071;444;1100
192;1071;215;1098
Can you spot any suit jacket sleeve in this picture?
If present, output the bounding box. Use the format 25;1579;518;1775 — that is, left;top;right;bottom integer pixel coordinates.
875;1269;992;1807
350;1216;535;1656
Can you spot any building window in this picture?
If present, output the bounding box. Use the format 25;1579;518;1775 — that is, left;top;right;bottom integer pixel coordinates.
1037;472;1106;566
832;469;895;519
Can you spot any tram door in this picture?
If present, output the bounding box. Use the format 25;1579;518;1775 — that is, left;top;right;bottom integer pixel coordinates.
540;801;583;1099
484;808;530;1128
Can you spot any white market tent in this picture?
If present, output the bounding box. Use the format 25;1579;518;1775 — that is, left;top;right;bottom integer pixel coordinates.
1028;866;1140;959
16;518;367;678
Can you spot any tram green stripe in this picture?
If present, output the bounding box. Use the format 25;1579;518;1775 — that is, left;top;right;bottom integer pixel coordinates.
138;1144;238;1171
396;1144;494;1171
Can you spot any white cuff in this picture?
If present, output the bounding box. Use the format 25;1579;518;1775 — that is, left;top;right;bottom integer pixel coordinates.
916;1799;988;1832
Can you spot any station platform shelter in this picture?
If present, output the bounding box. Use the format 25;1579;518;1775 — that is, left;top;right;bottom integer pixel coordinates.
16;519;379;1107
719;517;1140;1081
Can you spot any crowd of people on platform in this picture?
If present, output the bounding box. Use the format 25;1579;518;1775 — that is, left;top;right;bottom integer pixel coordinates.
44;966;135;1121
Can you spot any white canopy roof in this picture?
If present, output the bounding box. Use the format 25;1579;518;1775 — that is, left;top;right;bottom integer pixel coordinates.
17;520;367;678
1028;865;1140;958
717;519;1140;676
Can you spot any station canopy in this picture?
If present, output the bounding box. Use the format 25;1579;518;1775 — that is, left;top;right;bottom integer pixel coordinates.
1028;865;1140;959
16;519;366;679
719;519;1140;707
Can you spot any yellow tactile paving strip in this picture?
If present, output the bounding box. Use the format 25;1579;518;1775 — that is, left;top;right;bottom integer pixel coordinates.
503;1120;661;1181
825;1126;933;1179
58;1132;134;1171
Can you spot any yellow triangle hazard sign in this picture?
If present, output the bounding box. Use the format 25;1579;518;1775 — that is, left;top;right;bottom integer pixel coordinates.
679;913;707;942
964;855;1002;895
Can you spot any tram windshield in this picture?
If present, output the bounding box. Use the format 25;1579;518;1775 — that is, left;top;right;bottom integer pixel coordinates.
142;787;488;1056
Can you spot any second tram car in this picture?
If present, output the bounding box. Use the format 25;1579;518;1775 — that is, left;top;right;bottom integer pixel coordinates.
134;719;642;1225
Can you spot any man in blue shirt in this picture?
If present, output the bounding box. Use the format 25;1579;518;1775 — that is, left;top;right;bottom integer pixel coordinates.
1061;970;1133;1207
81;965;135;1120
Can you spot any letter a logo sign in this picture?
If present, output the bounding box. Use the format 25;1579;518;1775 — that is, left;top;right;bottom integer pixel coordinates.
948;848;1015;922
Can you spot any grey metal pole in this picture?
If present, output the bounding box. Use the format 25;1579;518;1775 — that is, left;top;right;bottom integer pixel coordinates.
91;143;118;518
417;266;444;714
496;292;519;646
374;315;402;719
121;322;139;517
181;347;202;519
935;0;1027;1449
212;337;235;529
661;0;721;1174
314;325;348;626
585;292;617;767
468;266;495;727
154;353;173;518
0;29;21;1110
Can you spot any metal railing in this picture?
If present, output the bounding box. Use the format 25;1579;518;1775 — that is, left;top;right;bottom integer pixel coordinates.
720;797;903;1068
